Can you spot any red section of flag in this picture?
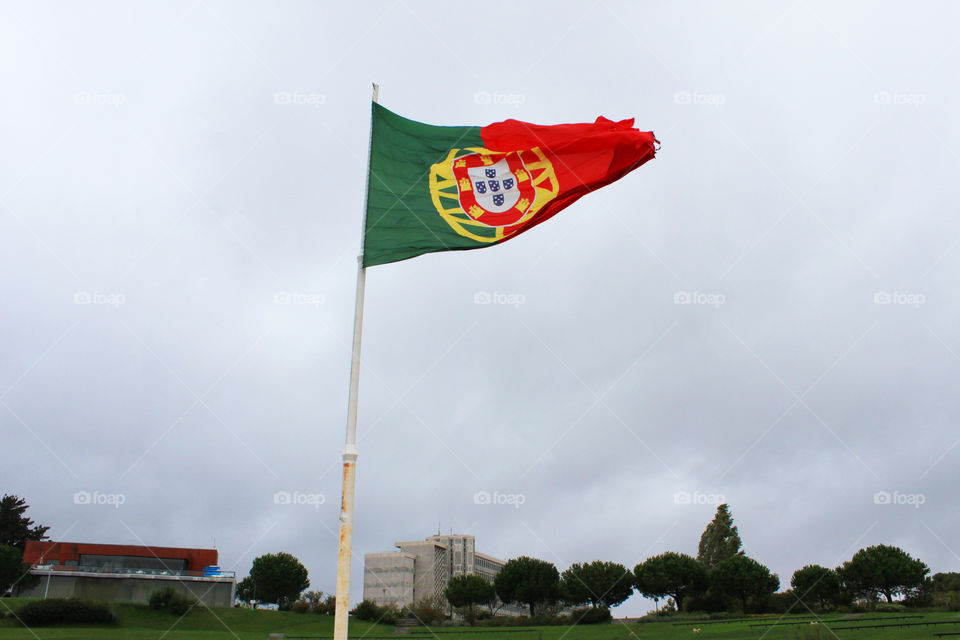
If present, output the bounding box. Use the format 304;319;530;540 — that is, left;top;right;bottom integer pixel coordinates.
480;116;657;235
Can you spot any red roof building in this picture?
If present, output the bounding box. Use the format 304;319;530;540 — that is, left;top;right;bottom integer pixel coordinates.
24;541;218;573
20;541;234;606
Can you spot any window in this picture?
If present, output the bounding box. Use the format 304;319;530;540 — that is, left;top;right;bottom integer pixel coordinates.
77;554;187;573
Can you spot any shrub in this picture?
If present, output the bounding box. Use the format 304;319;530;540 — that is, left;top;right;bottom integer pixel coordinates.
351;599;379;621
314;595;336;615
875;602;907;612
473;613;574;627
562;606;612;624
352;599;398;623
17;598;116;626
765;591;805;614
291;600;311;614
407;598;445;625
149;586;197;615
903;590;933;608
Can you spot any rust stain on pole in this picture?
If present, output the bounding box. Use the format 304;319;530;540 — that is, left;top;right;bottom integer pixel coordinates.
333;453;357;640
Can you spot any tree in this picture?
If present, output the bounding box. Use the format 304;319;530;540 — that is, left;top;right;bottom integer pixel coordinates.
236;575;258;607
445;574;494;624
697;504;742;568
838;544;928;603
560;561;634;609
634;552;708;612
931;572;960;592
494;556;560;616
0;544;39;595
790;564;841;609
0;495;50;552
247;552;309;610
711;555;779;611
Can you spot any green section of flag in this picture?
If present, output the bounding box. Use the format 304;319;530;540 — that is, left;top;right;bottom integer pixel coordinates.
362;103;484;267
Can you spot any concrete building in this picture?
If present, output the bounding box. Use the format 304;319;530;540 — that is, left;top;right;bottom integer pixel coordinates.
363;533;516;612
363;551;416;607
20;541;236;607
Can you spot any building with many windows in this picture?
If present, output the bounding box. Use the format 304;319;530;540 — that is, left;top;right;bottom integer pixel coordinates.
20;541;235;606
363;533;520;613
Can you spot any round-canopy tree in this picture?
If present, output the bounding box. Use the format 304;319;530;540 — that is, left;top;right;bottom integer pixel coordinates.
711;554;779;611
494;556;560;616
791;564;841;609
445;574;495;624
560;561;634;609
247;552;309;610
633;552;707;612
838;544;928;603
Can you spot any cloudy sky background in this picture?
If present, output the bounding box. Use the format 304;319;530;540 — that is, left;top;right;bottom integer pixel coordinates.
2;1;959;616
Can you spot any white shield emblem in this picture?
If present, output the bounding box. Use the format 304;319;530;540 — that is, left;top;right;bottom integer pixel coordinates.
466;159;521;214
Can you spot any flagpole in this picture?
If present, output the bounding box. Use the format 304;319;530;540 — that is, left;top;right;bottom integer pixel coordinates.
333;82;378;640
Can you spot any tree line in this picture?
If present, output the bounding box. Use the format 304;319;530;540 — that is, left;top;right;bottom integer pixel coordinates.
443;503;953;619
635;503;938;613
4;494;958;618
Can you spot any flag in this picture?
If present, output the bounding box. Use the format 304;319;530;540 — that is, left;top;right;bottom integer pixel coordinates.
363;102;657;267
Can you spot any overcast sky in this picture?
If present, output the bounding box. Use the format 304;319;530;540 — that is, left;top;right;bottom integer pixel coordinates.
2;1;959;617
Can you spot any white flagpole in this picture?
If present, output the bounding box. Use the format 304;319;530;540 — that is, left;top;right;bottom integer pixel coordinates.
333;82;379;640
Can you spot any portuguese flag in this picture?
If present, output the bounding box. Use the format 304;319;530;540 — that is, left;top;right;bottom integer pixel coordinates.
363;102;658;267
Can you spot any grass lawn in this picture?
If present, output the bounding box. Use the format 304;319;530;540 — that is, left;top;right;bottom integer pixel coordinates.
0;601;957;640
0;598;392;639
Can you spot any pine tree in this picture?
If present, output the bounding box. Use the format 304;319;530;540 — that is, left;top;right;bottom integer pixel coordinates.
0;495;50;552
697;504;742;568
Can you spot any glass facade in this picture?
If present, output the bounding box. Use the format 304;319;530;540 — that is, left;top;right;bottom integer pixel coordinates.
78;554;187;573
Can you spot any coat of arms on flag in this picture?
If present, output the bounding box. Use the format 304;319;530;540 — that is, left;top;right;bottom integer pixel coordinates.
430;148;559;242
363;102;657;267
